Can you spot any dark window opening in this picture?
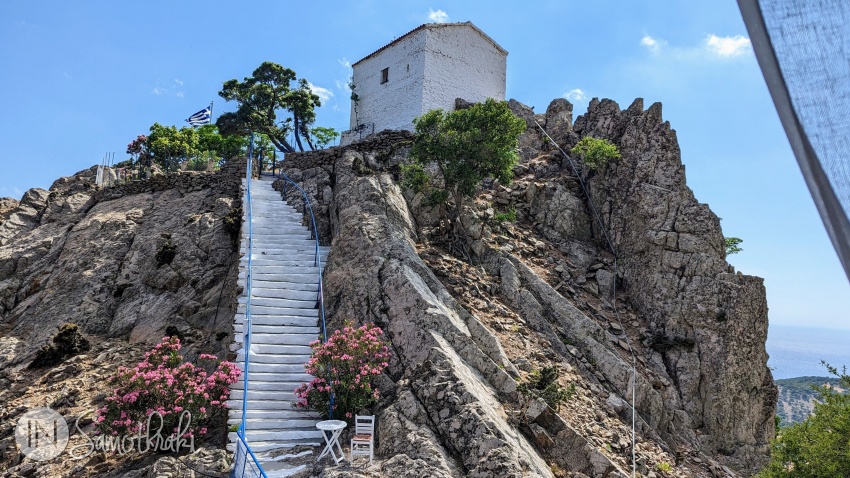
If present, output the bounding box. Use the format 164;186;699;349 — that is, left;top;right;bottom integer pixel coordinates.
381;68;389;84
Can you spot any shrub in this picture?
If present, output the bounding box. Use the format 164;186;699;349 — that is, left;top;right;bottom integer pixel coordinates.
492;208;517;225
725;236;743;256
569;136;620;171
294;322;390;421
757;362;850;477
517;365;575;412
409;98;526;226
399;163;429;193
95;336;240;439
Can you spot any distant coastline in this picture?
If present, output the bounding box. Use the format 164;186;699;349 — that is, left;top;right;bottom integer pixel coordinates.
767;324;850;379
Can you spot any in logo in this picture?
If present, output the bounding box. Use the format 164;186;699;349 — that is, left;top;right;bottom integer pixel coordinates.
15;407;69;461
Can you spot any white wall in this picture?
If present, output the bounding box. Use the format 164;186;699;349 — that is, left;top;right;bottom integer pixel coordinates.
349;30;427;134
345;23;507;143
421;25;506;116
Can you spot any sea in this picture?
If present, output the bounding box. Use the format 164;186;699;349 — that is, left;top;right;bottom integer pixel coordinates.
767;324;850;379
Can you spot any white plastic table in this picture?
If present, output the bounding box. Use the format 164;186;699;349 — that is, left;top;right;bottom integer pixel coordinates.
316;419;347;464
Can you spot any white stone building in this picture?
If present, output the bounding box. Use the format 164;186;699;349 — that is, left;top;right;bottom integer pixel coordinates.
341;22;507;144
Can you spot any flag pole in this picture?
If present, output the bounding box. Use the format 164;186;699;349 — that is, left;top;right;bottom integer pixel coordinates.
209;101;214;126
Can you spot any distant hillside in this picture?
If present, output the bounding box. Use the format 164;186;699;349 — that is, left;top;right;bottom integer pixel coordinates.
775;376;846;425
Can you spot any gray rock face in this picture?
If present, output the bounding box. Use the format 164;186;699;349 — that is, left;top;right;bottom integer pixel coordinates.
305;150;551;477
0;197;19;220
524;97;776;472
0;164;242;367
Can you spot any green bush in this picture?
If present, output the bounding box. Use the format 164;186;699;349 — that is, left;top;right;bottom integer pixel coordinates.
569;136;620;171
517;365;575;412
492;208;516;224
399;163;429;193
725;236;743;255
409;98;526;225
757;362;850;477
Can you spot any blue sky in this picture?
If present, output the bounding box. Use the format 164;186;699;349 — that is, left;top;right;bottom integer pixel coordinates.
0;1;846;330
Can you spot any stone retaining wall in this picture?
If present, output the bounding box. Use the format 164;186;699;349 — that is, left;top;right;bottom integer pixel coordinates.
283;130;413;169
93;158;249;202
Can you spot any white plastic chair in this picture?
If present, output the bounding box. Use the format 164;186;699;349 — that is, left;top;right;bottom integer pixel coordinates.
350;415;375;465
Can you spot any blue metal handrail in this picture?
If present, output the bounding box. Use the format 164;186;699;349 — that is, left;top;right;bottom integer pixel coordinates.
276;171;332;418
234;135;269;478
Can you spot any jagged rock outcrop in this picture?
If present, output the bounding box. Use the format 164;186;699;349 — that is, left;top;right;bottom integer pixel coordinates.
506;97;775;472
576;99;775;467
320;150;561;477
0;163;243;366
283;93;775;476
0;94;774;477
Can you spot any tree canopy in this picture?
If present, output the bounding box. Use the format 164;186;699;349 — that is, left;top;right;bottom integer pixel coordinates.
217;61;321;153
126;123;247;172
725;237;744;256
406;98;526;223
758;363;850;477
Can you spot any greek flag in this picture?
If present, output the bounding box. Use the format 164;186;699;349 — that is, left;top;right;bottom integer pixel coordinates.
186;107;211;126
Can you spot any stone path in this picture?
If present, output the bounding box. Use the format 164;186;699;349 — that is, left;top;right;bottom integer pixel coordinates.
227;175;329;477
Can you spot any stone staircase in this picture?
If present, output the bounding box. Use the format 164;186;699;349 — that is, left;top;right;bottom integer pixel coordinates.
228;175;330;476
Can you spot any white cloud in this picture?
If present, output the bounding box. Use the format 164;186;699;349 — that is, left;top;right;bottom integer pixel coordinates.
428;8;449;23
152;87;165;95
308;82;334;102
338;57;351;69
176;91;184;98
705;34;751;57
564;88;586;102
641;35;661;53
174;79;184;86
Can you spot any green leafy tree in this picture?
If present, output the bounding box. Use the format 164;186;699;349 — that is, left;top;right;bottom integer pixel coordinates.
408;98;526;228
286;79;321;151
217;62;321;153
147;123;199;170
311;126;340;149
569;136;621;171
758;363;850;477
725;237;743;256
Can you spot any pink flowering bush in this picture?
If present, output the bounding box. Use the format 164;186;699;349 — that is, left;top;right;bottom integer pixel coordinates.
294;322;390;421
95;336;240;439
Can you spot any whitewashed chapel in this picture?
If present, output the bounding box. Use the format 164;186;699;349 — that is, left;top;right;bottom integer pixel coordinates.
342;22;507;145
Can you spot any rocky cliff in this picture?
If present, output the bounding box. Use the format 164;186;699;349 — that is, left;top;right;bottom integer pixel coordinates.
280;97;775;477
0;96;775;478
0;163;244;476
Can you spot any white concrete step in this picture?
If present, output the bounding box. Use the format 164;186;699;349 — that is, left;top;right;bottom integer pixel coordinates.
228;418;319;429
248;288;319;301
226;439;322;453
229;409;319;420
231;362;311;374
242;247;329;256
233;332;317;346
240;259;321;267
230;381;305;393
233;324;319;335
241;255;328;264
239;270;324;282
234;372;313;383
236;343;312;355
231;336;317;351
238;296;316;309
236;305;318;317
248;238;319;246
235;351;313;363
227;399;302;411
233;315;318;327
229;430;324;443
